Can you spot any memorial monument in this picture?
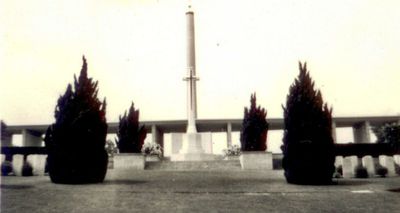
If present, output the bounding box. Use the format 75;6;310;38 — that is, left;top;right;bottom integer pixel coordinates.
170;5;214;161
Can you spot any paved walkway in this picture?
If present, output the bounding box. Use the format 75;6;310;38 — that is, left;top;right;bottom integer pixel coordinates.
1;170;400;212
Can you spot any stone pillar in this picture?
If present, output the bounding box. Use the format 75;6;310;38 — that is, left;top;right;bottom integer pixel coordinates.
379;155;396;177
22;129;43;147
27;154;47;175
332;121;337;143
12;154;24;176
226;122;232;147
353;121;371;143
362;156;376;177
151;125;164;156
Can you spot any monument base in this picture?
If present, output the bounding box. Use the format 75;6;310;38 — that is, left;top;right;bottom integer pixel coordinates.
113;153;144;170
170;132;216;161
170;153;216;161
240;151;273;170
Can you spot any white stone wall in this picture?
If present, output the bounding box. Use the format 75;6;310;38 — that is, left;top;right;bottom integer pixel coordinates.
113;154;144;170
240;151;272;170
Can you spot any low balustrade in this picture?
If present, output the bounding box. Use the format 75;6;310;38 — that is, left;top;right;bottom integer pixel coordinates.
1;116;400;176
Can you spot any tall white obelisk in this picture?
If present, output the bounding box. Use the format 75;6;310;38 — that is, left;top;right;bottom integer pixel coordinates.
184;5;198;134
171;4;214;161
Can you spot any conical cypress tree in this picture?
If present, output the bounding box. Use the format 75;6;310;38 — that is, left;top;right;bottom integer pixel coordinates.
44;56;108;184
116;102;147;153
240;93;269;151
282;62;335;185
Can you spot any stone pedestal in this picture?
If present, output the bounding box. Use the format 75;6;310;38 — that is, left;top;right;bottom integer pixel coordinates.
27;154;47;176
379;155;396;177
12;154;24;176
180;133;204;154
240;151;272;170
171;133;215;161
146;155;161;162
170;133;213;155
113;153;144;170
343;156;359;178
224;156;240;161
362;156;376;177
170;133;184;155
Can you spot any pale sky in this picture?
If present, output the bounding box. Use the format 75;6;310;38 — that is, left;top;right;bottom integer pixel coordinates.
1;0;400;127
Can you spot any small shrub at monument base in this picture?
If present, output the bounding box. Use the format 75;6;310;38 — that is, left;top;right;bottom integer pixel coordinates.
223;145;241;157
141;142;163;158
105;140;118;157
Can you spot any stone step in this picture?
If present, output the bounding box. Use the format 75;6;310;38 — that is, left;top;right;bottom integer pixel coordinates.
145;160;242;171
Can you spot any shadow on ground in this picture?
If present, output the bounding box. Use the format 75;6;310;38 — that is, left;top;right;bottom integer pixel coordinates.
0;184;33;190
103;180;147;185
335;179;370;186
387;188;400;193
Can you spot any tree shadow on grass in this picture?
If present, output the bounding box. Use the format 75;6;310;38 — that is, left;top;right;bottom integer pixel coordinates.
0;184;34;190
103;180;147;185
387;188;400;193
334;179;371;186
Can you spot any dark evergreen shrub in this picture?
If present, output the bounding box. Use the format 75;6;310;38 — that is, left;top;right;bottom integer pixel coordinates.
395;164;400;175
115;102;147;153
1;161;13;176
282;62;335;185
22;161;33;176
354;165;368;178
376;166;388;177
44;56;108;184
240;93;269;151
45;157;49;174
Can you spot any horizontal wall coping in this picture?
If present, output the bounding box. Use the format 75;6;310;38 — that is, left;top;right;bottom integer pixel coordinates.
4;115;400;134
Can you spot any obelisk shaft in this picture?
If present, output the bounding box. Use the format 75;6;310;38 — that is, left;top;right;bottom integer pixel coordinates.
185;9;198;133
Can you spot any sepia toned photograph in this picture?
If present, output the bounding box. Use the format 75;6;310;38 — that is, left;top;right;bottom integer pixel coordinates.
1;0;400;212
